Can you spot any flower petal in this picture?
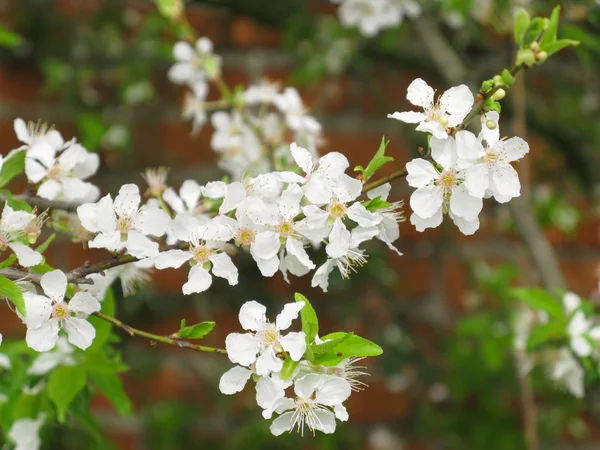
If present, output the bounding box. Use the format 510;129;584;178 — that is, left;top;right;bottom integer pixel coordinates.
439;84;474;115
125;231;159;259
26;320;60;352
410;185;443;219
279;331;307;361
255;346;284;376
8;243;42;268
41;270;67;301
406;78;434;108
275;302;304;331
406;159;438;188
68;292;100;316
209;252;238;285
219;366;253;395
239;300;267;331
64;317;96;350
225;332;260;366
154;249;191;269
325;220;351;259
290;142;313;175
182;265;212;295
387;111;427;123
449;186;482;221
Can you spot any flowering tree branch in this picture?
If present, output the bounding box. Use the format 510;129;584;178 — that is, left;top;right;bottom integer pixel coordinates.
93;311;227;354
361;167;408;193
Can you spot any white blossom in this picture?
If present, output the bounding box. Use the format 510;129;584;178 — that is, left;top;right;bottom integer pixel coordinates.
154;215;237;294
405;131;484;235
457;112;529;203
0;203;43;267
388;78;474;139
225;300;306;376
365;183;404;255
24;270;101;352
77;184;170;258
14;118;65;150
182;82;209;134
549;348;585;398
27;336;75;375
8;413;46;450
269;374;351;436
563;292;600;357
168;37;221;85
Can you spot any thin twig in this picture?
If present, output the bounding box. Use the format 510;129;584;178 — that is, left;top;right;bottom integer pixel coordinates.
362;168;408;193
93;311;227;355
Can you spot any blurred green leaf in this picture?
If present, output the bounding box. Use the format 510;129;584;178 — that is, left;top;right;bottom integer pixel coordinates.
512;288;564;320
89;371;133;417
0;25;23;48
540;6;560;47
514;8;530;45
48;365;87;422
0;274;25;316
354;137;394;182
0;152;25;189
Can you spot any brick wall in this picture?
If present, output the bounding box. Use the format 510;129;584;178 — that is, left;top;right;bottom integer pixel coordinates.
1;1;599;449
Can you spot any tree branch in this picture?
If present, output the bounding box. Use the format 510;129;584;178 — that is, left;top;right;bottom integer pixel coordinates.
93;311;227;355
362;168;408;193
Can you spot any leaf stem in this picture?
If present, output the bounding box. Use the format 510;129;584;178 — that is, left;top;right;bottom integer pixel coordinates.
93;311;227;355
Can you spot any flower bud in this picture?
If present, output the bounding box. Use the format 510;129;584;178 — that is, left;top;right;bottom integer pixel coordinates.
536;51;548;63
493;75;502;85
493;89;506;101
486;120;497;130
530;41;539;51
516;49;536;67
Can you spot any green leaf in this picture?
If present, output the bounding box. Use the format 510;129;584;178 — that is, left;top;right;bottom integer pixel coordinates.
89;371;133;417
310;332;353;355
48;365;87;422
178;321;216;339
154;0;182;19
35;234;55;254
0;274;25;316
542;39;579;56
280;356;299;380
354;137;394;182
521;17;546;48
0;190;32;212
363;196;393;211
311;333;383;366
514;8;530;45
527;322;565;351
0;152;25;189
540;6;560;47
295;293;318;343
512;288;564;319
0;25;23;48
500;69;515;87
0;254;16;269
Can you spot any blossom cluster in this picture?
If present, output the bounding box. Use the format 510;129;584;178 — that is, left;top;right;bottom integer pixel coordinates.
220;300;367;436
75;141;403;294
390;78;529;235
168;37;323;180
331;0;421;37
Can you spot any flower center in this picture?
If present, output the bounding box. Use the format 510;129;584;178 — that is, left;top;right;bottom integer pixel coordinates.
277;221;294;238
191;245;213;264
437;169;457;188
484;149;498;164
261;323;280;345
236;227;255;246
116;218;134;239
327;200;346;219
47;164;62;181
52;302;70;320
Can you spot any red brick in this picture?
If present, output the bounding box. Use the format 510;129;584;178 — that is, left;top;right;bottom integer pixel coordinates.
229;18;282;48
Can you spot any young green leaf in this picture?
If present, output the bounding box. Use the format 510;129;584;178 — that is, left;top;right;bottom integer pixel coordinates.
521;17;546;48
363;196;393;211
35;234;55;254
48;365;87;422
542;39;579;56
512;288;565;319
178;321;216;339
540;6;560;47
310;332;353;355
527;322;566;351
89;371;133;417
514;8;530;45
0;254;16;269
0;274;25;316
280;356;300;380
0;151;25;189
0;190;32;212
354;137;394;182
311;333;383;366
295;293;318;343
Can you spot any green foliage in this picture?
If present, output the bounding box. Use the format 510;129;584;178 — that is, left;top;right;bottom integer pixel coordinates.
48;365;87;422
88;288;116;351
89;371;133;417
363;196;393;211
0;274;26;316
0;152;25;189
280;357;299;380
0;25;23;48
512;288;564;320
513;8;530;45
177;320;216;339
311;332;383;366
354;137;394;182
295;293;318;343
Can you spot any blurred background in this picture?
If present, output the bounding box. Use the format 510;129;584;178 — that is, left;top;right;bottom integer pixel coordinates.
1;0;600;448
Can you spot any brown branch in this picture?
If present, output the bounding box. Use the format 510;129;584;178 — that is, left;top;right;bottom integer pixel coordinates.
362;168;408;193
93;311;227;355
66;254;140;284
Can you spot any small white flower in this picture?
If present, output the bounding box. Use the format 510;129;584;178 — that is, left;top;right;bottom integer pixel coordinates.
24;270;101;352
562;292;600;357
27;336;75;375
548;348;585;398
274;88;320;135
244;81;280;105
77;184;170;258
8;413;46;450
142;167;169;198
312;227;379;292
405;132;483;235
336;0;401;37
388;78;474;139
0;203;43;267
269;374;351;436
168;37;221;85
154;215;237;294
225;300;306;376
457;112;529;203
182;81;209;134
365;183;404;255
25;141;100;202
14;118;65;150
